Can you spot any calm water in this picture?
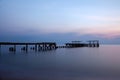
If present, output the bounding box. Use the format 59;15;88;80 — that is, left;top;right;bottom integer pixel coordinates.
0;45;120;80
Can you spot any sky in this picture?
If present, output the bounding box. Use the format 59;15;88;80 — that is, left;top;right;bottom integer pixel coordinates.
0;0;120;44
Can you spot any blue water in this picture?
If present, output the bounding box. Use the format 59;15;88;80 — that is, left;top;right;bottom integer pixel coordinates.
0;45;120;80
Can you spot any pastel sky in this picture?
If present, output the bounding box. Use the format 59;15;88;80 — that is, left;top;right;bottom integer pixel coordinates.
0;0;120;44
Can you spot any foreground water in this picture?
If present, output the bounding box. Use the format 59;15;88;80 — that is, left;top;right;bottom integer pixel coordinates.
0;45;120;80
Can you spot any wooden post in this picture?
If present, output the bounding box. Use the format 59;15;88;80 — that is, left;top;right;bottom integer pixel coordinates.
35;44;37;52
49;44;51;50
38;44;40;51
89;41;92;47
0;44;1;53
14;44;16;52
43;44;45;50
47;44;49;50
0;44;1;50
93;41;95;47
44;44;46;50
96;41;99;47
26;44;28;52
54;43;57;49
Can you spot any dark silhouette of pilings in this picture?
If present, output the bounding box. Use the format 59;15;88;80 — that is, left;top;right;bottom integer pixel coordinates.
0;44;1;53
65;40;99;48
57;46;66;48
9;44;16;52
26;44;28;52
35;44;37;52
14;44;16;51
38;45;41;51
65;41;86;48
0;42;57;53
0;44;1;51
0;41;99;53
87;40;99;47
96;41;99;47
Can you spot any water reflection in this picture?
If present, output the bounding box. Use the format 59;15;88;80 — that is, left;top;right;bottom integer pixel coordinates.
0;45;120;80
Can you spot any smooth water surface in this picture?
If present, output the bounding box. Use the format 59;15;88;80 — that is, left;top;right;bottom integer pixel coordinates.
0;45;120;80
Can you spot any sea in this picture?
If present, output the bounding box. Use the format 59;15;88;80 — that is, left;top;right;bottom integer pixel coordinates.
0;45;120;80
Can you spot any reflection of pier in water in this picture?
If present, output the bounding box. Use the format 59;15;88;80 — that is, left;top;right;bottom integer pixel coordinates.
0;40;99;53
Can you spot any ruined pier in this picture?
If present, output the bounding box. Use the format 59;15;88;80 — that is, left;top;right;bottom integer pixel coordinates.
0;42;57;52
0;40;99;53
65;40;99;48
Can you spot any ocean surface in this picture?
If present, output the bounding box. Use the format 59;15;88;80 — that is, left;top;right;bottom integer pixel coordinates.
0;45;120;80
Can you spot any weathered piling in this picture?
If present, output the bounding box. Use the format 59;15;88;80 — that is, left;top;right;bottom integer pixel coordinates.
0;44;1;55
26;44;28;52
9;47;16;52
38;45;41;51
87;40;99;47
0;44;1;51
65;40;99;48
35;44;37;52
96;41;99;47
65;41;86;48
14;44;16;52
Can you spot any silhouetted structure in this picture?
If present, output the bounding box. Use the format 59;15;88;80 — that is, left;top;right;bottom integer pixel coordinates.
87;40;99;47
65;40;99;48
0;42;57;53
66;41;85;48
0;40;99;53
